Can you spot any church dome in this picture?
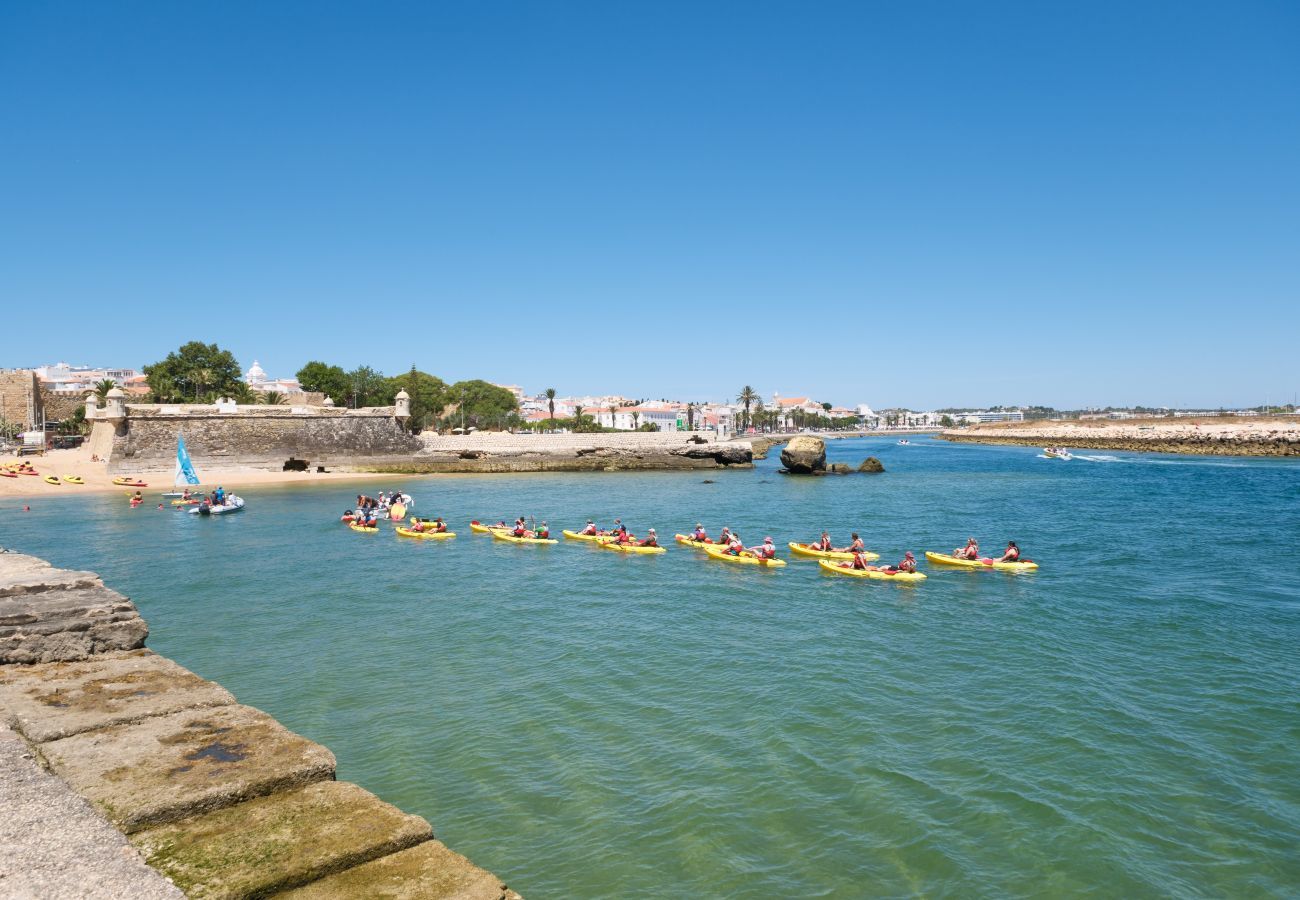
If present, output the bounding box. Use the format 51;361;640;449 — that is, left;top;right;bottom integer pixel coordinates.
245;360;268;383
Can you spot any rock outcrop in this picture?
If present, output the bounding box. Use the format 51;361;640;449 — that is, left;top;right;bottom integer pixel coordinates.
858;457;885;473
779;436;827;474
828;462;852;474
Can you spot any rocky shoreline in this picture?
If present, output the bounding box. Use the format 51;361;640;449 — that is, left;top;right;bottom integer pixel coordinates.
941;417;1299;457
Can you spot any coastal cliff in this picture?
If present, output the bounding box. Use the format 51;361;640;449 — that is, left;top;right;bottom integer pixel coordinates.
0;552;519;899
941;417;1300;457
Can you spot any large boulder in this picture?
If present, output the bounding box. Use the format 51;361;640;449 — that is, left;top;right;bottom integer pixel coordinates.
780;436;827;474
828;462;852;475
857;456;885;473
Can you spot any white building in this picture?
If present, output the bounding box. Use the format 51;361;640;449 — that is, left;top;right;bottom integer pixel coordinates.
596;403;682;431
243;360;301;395
957;409;1025;424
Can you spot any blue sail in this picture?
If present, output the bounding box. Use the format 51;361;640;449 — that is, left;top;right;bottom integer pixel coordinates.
175;435;201;485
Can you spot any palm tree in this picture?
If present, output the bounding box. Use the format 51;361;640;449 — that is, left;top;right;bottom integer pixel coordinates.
545;388;557;432
93;378;117;402
753;398;767;433
572;404;585;433
259;391;288;406
737;386;758;431
195;368;215;401
230;382;257;405
632;410;641;430
607;403;617;430
686;402;697;430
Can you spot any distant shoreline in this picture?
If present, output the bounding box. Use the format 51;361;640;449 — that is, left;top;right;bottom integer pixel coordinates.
940;417;1299;457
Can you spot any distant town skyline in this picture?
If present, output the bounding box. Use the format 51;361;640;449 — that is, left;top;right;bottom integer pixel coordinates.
3;4;1296;410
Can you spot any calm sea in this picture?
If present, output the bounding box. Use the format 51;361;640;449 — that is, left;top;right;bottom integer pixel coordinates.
4;437;1298;897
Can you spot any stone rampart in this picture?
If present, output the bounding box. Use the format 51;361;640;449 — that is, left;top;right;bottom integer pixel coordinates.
0;551;519;899
389;430;750;473
941;417;1300;457
0;370;40;430
108;405;421;473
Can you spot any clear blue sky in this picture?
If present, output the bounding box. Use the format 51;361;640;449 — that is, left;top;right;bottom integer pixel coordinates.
2;1;1297;410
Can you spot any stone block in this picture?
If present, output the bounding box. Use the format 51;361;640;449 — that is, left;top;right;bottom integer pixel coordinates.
132;781;433;899
0;649;235;742
0;552;102;597
0;583;149;664
278;839;522;900
40;703;336;832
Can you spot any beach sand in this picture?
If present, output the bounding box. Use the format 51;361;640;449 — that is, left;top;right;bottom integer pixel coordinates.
0;446;396;501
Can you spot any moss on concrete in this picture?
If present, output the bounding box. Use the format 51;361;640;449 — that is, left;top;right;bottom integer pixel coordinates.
277;839;522;900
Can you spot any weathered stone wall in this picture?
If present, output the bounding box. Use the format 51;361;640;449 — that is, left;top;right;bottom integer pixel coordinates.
418;430;718;453
941;417;1300;457
0;370;40;429
108;407;421;473
0;551;520;898
39;388;85;424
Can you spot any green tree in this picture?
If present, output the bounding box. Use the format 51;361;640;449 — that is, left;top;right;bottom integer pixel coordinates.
390;367;448;431
93;378;117;402
632;410;640;430
259;390;288;406
346;366;394;408
737;385;758;431
686;402;697;430
446;380;518;431
752;397;767;432
939;414;955;428
545;388;557;432
296;361;351;405
608;403;618;429
144;342;242;402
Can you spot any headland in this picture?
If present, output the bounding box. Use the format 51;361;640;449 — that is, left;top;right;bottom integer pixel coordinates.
940;416;1299;456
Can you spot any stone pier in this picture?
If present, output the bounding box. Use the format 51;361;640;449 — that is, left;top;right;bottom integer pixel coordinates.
0;551;519;899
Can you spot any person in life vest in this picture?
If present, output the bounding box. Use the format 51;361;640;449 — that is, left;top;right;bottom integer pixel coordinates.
512;518;528;537
581;520;599;536
691;523;709;542
717;526;733;548
811;531;833;552
409;517;427;532
725;531;744;555
613;524;633;544
536;522;550;539
749;537;778;560
953;537;979;559
604;518;624;537
848;549;872;570
997;541;1020;562
837;533;865;554
638;528;659;548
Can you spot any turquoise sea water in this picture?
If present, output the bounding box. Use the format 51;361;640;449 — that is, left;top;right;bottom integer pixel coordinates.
4;437;1299;897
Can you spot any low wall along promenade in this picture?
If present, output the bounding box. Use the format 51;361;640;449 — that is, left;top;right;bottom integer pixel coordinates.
0;550;519;899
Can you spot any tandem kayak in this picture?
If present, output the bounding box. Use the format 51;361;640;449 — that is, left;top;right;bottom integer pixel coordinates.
818;559;927;581
563;530;613;542
395;526;455;540
599;541;666;555
924;551;1038;571
112;477;148;487
43;476;61;485
788;542;880;562
703;545;786;567
348;523;379;533
674;534;717;550
63;475;84;485
469;521;506;534
490;530;558;545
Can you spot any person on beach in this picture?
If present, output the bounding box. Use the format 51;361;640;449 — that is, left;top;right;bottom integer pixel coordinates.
691;523;709;542
953;537;979;559
748;537;778;560
638;528;659;548
811;531;833;552
836;533;865;554
581;520;599;536
997;541;1020;562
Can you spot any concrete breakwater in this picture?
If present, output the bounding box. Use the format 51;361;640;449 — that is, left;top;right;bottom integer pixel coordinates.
0;551;519;899
941;417;1300;457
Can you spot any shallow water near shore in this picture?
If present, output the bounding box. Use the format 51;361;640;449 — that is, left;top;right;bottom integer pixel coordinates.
5;437;1299;897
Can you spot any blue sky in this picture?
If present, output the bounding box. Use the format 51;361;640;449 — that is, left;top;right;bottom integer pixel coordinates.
2;1;1297;409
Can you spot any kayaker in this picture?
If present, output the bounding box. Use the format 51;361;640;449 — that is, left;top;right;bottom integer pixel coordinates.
581;520;599;536
748;537;778;560
953;537;979;559
409;518;427;532
429;517;446;533
836;533;865;554
997;541;1020;562
691;523;709;542
536;522;550;539
604;518;624;537
849;549;872;570
895;551;918;573
638;528;659;548
811;531;833;552
726;532;744;554
512;520;528;538
718;526;733;547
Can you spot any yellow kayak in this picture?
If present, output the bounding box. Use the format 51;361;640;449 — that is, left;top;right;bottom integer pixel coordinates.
491;530;558;545
43;476;61;485
600;540;666;555
674;534;719;550
63;475;84;485
469;521;507;534
563;529;614;542
788;542;880;562
171;499;200;506
924;551;1039;571
396;526;455;540
703;545;786;567
818;560;927;581
348;523;379;533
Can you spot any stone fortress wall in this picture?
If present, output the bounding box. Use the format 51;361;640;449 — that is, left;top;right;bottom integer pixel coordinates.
0;370;41;429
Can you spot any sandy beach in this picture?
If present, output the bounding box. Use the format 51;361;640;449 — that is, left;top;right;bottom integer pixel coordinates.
0;446;396;501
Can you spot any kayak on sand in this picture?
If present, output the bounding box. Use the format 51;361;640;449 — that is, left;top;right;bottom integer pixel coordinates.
491;530;558;545
924;551;1038;571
